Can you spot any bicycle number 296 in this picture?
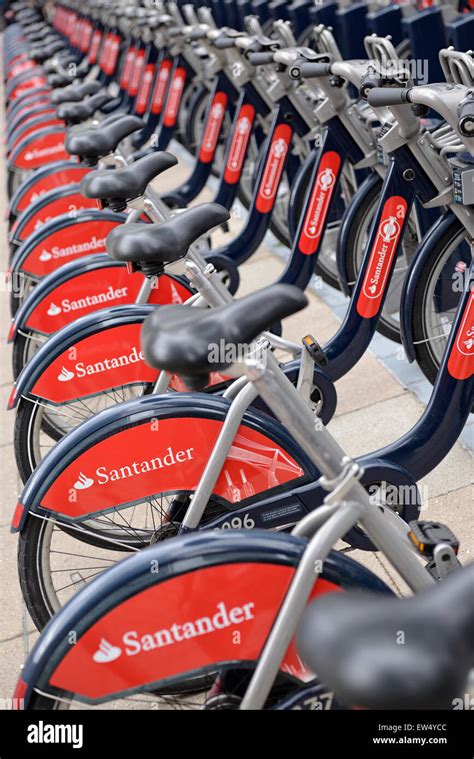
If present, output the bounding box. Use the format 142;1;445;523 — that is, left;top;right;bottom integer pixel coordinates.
218;514;255;530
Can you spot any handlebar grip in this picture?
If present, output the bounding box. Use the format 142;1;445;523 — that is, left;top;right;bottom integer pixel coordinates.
288;61;331;80
213;36;236;50
367;87;411;108
359;74;384;100
458;95;474;138
188;28;206;40
247;51;275;66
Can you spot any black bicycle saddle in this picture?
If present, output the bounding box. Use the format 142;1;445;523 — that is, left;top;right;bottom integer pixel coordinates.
48;73;78;89
297;562;474;710
44;53;78;74
57;92;111;125
51;80;102;105
80;152;178;201
65;115;144;163
141;284;308;382
26;25;50;42
31;40;65;62
107;203;230;268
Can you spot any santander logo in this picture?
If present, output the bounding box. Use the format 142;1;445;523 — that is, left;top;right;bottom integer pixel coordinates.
260;139;288;199
365;215;400;296
55;345;145;382
224;105;255;184
228;117;252;170
164;70;186;125
152;61;172;113
210;102;224;119
199;94;228;162
202;103;225;151
357;196;407;319
47;303;62;317
74;472;94;490
379;216;400;244
137;66;155;112
448;289;474;381
46;286;128;318
24;142;65;162
37;236;106;264
72;445;195;489
299;152;341;255
172;75;184;92
317;167;335;192
271;138;288;159
93;639;122;663
463;332;474;352
121;49;136;87
91;601;255;664
58;366;74;383
305;169;336;238
237;116;251;137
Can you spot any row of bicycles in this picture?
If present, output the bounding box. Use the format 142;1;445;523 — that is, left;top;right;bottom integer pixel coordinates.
2;0;474;712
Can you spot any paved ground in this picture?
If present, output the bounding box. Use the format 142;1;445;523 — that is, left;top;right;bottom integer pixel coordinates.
0;82;472;704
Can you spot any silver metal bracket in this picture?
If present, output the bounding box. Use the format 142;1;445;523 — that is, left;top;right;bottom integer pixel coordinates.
319;458;365;505
433;543;461;577
422;185;454;209
296;342;315;404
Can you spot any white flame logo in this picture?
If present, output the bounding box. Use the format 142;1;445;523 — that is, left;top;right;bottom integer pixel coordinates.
57;366;74;382
74;472;94;490
93;639;122;663
47;302;62;317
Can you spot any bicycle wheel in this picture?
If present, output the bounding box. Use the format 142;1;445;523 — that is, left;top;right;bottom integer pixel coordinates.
18;530;387;709
16;400;310;627
18;492;223;630
177;80;202;149
11;329;46;380
24;671;253;710
411;217;471;385
14;383;154;483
